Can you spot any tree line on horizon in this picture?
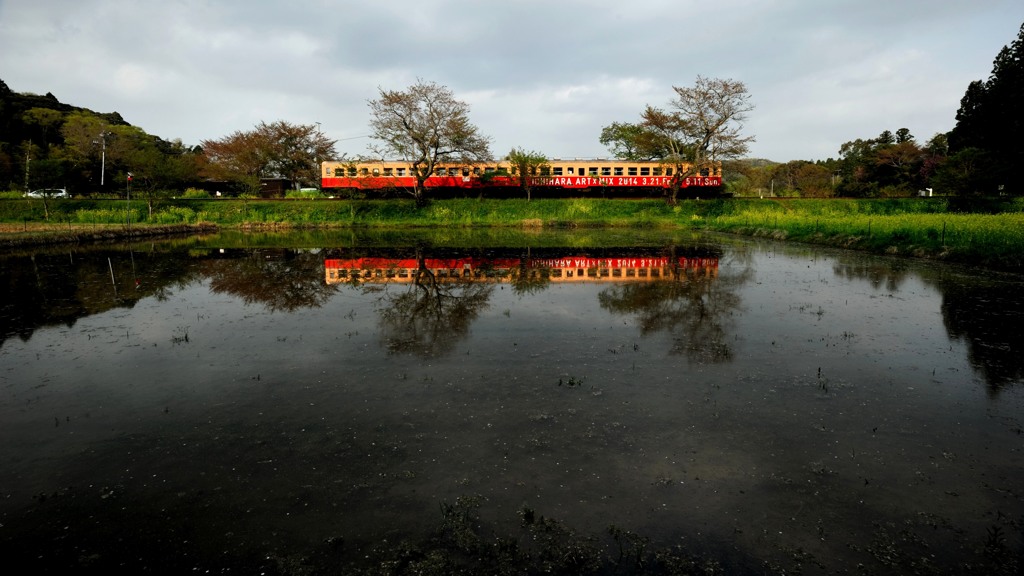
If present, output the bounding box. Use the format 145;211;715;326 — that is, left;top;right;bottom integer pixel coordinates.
0;22;1019;200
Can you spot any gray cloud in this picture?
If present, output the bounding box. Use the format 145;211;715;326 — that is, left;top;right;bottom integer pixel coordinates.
1;0;1020;161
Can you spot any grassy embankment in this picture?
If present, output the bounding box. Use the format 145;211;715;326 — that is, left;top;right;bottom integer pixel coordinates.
2;194;1023;270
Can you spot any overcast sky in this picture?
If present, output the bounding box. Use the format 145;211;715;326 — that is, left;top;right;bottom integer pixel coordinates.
1;0;1021;162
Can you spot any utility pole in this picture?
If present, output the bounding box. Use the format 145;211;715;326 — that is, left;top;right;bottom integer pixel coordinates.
92;132;108;188
24;145;30;192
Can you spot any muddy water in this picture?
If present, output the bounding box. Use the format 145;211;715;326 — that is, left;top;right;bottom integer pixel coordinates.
0;230;1021;573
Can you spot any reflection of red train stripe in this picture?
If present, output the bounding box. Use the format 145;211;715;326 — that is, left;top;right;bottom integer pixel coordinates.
320;176;723;190
324;257;718;270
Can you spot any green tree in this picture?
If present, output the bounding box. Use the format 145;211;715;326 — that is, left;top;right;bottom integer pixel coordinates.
598;122;670;160
835;129;925;196
506;147;548;201
201;121;336;194
57;112;111;188
769;160;834;197
367;79;492;207
122;138;201;217
948;22;1024;194
21;108;63;151
930;147;992;196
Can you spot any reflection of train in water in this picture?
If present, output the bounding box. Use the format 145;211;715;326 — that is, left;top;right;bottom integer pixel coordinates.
321;159;722;198
324;255;719;284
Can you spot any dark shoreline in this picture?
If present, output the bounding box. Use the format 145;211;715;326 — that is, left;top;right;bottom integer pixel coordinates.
0;223;219;249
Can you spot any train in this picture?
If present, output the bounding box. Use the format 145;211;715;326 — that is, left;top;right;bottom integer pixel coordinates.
320;159;723;198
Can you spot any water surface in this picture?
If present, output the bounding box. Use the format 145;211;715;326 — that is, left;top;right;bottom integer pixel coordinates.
1;229;1021;574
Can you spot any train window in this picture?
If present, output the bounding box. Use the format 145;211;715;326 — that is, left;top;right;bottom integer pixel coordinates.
589;167;598;176
382;168;392;176
324;167;333;176
372;168;380;176
665;168;673;176
473;167;481;175
540;166;550;176
700;167;709;176
553;167;563;176
628;167;638;176
614;167;624;176
397;168;406;176
640;167;650;176
566;167;573;175
348;167;357;177
653;167;663;176
462;168;470;176
436;167;447;176
360;168;369;176
601;167;611;176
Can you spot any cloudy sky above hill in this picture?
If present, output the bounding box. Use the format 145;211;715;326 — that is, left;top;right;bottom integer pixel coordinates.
1;0;1021;162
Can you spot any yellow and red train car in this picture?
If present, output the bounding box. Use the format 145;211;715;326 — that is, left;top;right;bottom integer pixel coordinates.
320;159;722;198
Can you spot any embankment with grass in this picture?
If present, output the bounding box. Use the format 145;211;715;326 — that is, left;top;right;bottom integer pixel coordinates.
2;194;1023;270
691;197;1024;271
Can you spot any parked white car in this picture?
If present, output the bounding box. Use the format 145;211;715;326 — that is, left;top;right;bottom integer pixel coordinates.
25;188;69;198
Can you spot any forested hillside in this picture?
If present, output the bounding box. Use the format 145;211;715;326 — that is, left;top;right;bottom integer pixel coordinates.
0;78;200;195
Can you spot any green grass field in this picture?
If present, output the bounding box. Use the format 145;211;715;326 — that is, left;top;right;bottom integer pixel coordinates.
2;194;1022;270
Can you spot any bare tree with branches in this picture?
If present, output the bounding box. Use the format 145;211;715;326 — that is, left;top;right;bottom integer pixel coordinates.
368;80;492;207
642;76;755;202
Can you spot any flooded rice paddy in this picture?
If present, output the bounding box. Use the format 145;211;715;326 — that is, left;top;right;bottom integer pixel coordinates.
0;229;1022;574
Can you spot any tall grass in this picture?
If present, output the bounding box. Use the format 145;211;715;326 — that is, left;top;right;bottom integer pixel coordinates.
2;195;1023;269
695;199;1024;269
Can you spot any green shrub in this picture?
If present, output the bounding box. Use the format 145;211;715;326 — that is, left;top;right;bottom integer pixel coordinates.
285;189;323;199
182;188;211;199
152;206;197;224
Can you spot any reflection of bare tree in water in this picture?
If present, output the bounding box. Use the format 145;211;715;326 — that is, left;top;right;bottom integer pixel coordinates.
598;250;748;363
376;251;493;357
205;250;338;312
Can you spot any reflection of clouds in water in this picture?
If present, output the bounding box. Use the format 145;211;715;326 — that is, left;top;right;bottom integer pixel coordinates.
3;237;1024;572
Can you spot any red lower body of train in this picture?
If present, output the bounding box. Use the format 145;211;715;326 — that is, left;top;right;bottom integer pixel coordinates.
320;175;723;198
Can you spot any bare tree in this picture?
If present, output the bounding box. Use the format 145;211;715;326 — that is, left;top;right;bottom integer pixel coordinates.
368;80;492;207
375;249;494;357
642;76;755;202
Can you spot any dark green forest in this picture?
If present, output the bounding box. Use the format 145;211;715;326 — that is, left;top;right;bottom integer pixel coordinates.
0;79;203;195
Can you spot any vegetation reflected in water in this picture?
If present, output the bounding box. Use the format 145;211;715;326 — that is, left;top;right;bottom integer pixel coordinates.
0;230;1021;574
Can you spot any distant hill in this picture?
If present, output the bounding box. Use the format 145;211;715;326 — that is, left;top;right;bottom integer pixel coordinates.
0;78;144;190
0;78;131;146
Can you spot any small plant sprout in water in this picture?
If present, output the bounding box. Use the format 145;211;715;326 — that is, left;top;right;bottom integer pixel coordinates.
171;326;190;345
558;376;585;387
